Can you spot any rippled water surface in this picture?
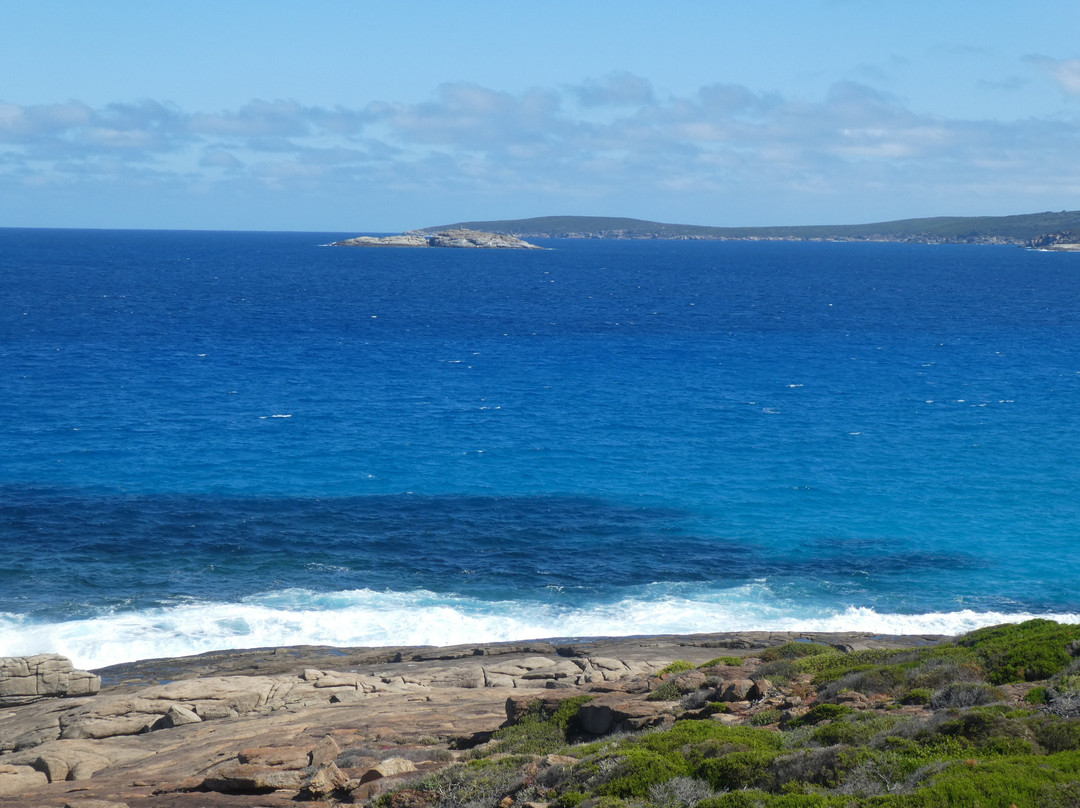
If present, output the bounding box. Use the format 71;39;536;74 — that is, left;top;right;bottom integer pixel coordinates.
2;228;1078;667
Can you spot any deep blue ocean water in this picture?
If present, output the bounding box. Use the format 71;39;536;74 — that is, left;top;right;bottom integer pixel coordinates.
2;228;1078;669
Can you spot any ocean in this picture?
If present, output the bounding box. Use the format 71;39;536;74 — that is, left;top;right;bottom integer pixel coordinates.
2;228;1078;670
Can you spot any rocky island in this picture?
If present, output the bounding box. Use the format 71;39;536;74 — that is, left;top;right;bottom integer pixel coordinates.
2;621;1079;806
331;229;544;250
1029;231;1080;251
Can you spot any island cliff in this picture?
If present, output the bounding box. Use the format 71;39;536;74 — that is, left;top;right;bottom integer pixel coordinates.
331;229;544;250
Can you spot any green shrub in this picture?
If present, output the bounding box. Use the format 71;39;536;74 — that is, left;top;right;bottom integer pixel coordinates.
658;660;697;675
483;695;593;755
818;666;908;700
553;791;586;808
693;749;779;792
884;750;1080;807
929;682;1004;709
759;642;836;663
1031;716;1080;753
701;656;744;668
1026;686;1049;705
640;720;782;755
752;709;783;726
810;712;903;747
901;687;933;705
648;775;716;808
907;654;985;690
411;757;526;807
954;618;1080;683
785;703;853;729
755;660;799;683
647;678;684;701
1054;674;1080;697
593;748;690;798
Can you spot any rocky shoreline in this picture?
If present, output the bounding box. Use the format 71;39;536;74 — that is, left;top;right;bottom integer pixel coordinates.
0;631;947;806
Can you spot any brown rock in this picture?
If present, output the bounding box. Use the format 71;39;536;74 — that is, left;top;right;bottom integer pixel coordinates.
299;762;349;798
201;763;304;793
672;671;707;691
747;679;772;701
720;679;755;702
835;691;870;707
237;745;310;768
577;694;672;735
359;756;418;783
309;734;341;767
505;694;579;724
30;753;69;783
159;704;201;728
67;750;111;780
0;764;48;796
0;655;101;707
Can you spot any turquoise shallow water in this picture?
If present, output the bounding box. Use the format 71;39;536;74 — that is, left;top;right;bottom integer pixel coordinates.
2;229;1078;668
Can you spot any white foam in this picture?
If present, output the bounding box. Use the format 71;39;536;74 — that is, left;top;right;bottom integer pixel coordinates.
2;592;1076;671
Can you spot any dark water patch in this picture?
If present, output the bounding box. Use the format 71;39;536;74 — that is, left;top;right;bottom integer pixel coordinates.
0;485;1009;619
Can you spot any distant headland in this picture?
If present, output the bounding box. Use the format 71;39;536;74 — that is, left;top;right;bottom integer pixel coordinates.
417;211;1080;249
330;228;543;250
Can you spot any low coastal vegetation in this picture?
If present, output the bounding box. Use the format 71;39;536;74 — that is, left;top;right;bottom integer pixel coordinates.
376;620;1080;808
420;211;1080;245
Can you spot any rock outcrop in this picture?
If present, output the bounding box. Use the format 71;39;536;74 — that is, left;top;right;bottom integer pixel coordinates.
331;229;544;249
0;631;944;805
1029;231;1080;251
0;656;100;707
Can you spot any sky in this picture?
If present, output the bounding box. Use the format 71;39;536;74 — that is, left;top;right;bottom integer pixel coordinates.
2;1;1079;232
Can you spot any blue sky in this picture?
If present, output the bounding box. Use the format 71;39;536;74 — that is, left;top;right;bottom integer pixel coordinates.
2;1;1078;231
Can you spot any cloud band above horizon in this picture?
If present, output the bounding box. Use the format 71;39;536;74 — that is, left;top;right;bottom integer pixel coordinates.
2;69;1078;232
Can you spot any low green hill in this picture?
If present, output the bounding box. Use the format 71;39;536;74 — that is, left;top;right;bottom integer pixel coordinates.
420;210;1080;244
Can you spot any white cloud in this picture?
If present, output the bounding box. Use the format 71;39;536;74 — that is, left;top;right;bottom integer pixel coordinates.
1027;56;1080;98
1;73;1078;229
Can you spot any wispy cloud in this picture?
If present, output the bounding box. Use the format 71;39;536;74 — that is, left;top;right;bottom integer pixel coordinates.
1026;56;1080;98
2;72;1078;228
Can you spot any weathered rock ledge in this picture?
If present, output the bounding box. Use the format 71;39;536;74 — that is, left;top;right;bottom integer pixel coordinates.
0;631;945;806
331;229;544;249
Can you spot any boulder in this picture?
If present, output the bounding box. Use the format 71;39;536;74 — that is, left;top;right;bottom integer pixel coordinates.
201;763;304;793
720;679;755;702
0;655;100;706
359;756;418;783
158;704;202;728
747;678;772;701
577;694;672;735
299;762;349;798
31;753;70;783
0;763;48;796
309;734;341;767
